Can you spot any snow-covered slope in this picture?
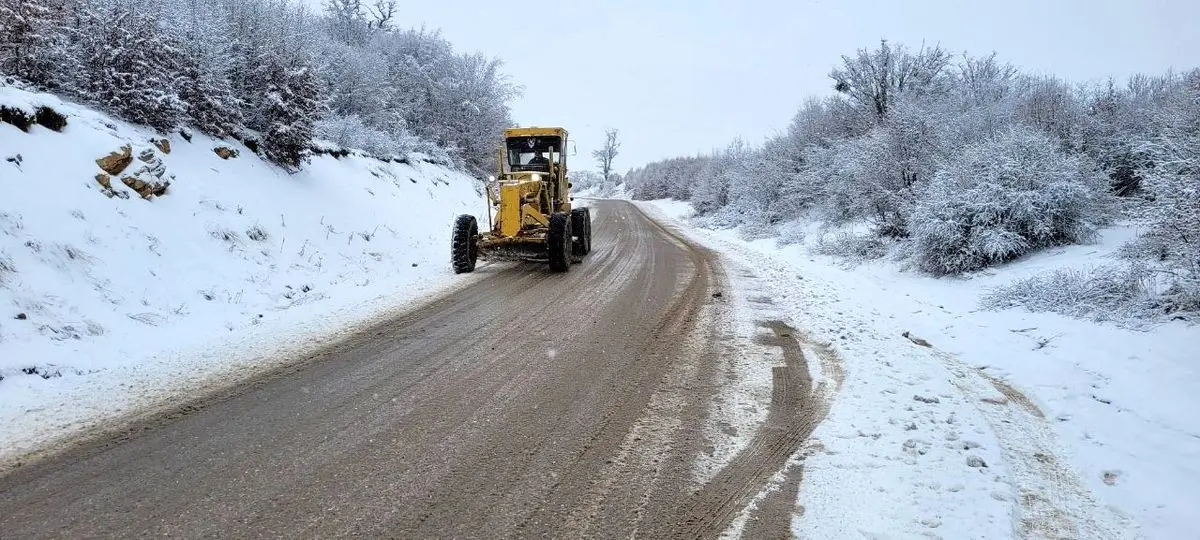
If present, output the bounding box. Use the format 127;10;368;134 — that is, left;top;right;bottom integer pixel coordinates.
640;199;1199;539
0;87;489;466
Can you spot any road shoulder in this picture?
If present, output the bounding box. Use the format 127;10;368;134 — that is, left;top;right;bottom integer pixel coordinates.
635;200;1139;539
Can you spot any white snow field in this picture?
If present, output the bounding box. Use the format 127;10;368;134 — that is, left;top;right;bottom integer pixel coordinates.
0;86;491;467
640;199;1198;540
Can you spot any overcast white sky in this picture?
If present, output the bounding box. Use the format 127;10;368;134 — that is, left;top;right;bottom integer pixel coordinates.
307;0;1199;172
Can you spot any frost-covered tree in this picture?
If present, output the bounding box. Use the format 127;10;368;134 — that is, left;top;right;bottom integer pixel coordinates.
830;39;951;122
909;127;1106;274
167;0;242;137
827;97;947;237
372;27;518;171
2;0;517;171
435;52;519;171
0;0;70;86
259;57;324;169
318;41;389;124
72;0;186;131
1014;75;1084;151
1126;70;1200;306
324;0;370;46
955;52;1018;108
690;155;730;215
593;128;620;181
366;0;395;31
726;137;791;224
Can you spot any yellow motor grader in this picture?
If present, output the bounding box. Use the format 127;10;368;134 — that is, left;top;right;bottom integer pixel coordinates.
451;127;591;273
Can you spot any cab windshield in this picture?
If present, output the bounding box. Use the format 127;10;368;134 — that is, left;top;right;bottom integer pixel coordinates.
506;136;561;173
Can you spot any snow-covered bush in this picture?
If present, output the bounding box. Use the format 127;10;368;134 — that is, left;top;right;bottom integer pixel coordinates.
980;263;1195;325
1122;70;1200;304
811;231;889;262
317;115;388;156
737;222;775;241
317;114;424;160
0;250;14;286
775;220;808;246
690;161;731;215
819;99;947;237
908;127;1107;275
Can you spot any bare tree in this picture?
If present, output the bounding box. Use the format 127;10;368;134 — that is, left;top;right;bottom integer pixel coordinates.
368;0;395;31
830;39;951;120
593;128;620;181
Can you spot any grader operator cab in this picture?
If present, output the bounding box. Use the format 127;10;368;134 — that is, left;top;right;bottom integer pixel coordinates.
451;127;592;273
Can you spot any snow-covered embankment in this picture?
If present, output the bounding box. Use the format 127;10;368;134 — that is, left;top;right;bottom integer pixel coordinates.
0;86;488;466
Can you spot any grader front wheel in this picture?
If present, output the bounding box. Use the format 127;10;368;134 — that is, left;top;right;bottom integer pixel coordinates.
451;214;478;274
548;212;572;272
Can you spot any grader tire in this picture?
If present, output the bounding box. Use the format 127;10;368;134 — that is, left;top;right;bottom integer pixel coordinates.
571;208;590;258
548;212;572;272
582;208;592;255
451;214;478;274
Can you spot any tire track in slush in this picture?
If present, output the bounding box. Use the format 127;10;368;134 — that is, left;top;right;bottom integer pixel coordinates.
655;320;827;539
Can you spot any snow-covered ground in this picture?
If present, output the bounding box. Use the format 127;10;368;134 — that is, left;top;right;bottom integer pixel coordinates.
0;87;491;467
638;199;1199;540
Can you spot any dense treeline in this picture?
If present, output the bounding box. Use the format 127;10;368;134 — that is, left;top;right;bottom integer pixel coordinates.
623;40;1199;318
0;0;518;171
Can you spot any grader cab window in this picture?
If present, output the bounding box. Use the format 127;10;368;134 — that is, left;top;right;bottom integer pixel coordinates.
507;136;562;172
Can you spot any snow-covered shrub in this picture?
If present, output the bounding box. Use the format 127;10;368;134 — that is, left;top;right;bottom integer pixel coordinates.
811;231;889;262
1123;70;1200;304
727;138;789;224
692;205;751;230
979;263;1195;325
1014;75;1084;151
690;166;730;215
775;220;808;246
245;225;269;242
738;222;775;241
0;250;15;286
909;126;1107;275
315;114;416;159
315;114;371;153
316;115;429;160
818;99;946;237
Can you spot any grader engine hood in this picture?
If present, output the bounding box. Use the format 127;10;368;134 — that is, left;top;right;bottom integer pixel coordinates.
496;174;549;237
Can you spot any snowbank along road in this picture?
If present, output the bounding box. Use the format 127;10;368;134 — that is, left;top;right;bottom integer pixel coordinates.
0;200;832;538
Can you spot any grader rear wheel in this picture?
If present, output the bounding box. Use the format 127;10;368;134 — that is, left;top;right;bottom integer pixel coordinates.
548;212;572;272
571;208;591;258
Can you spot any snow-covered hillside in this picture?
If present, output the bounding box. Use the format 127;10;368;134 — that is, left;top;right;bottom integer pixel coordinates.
0;87;489;466
640;199;1199;539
